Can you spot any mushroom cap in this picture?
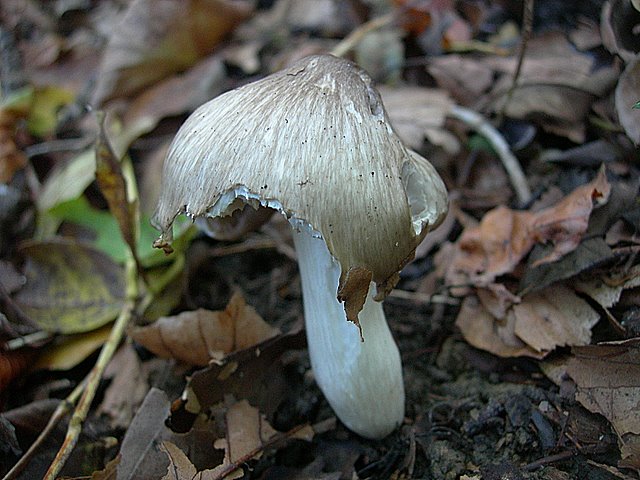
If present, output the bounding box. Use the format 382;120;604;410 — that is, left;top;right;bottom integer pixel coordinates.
153;54;447;321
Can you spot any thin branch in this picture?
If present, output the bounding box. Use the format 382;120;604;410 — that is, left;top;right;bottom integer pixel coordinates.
330;12;395;58
209;423;309;480
42;258;138;480
2;380;85;480
496;0;535;124
448;105;532;205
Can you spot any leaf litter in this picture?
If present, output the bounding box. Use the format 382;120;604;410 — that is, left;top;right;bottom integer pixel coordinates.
1;0;640;479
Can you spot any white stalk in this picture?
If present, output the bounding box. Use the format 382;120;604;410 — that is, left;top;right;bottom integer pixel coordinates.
292;227;405;439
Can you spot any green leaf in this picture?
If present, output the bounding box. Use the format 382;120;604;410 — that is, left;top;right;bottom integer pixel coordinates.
49;195;169;267
28;86;74;136
14;239;126;334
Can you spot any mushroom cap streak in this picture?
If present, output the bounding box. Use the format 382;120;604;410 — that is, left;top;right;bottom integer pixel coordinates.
152;54;447;322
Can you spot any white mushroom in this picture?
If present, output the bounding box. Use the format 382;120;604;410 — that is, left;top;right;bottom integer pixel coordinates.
152;54;448;439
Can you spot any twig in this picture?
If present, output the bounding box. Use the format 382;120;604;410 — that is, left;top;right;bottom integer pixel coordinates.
388;289;459;306
4;330;52;350
42;257;138;480
448;105;532;205
24;138;93;158
2;380;85;480
330;12;395;58
497;0;535;124
210;423;309;480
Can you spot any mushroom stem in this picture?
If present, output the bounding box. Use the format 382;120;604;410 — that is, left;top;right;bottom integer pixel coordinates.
292;227;405;439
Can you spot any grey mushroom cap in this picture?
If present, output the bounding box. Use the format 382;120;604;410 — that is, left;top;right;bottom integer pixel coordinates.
152;54;447;322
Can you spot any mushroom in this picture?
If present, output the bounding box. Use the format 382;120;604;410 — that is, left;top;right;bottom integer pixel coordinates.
152;54;448;439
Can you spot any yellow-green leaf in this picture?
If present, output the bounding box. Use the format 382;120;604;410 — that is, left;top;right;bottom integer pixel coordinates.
13;239;126;334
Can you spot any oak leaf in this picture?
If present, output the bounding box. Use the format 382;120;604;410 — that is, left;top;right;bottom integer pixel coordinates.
130;293;279;366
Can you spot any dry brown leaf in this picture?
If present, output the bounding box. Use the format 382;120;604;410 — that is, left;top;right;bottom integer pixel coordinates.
442;166;610;287
427;54;495;106
98;343;149;429
457;285;599;358
575;264;640;309
378;85;458;152
455;295;542;359
512;285;599;354
543;342;640;469
130;292;280;366
210;400;314;479
0;349;35;393
485;32;618;142
91;0;253;105
160;401;313;480
0;103;28;184
160;441;198;480
530;166;611;266
122;55;227;143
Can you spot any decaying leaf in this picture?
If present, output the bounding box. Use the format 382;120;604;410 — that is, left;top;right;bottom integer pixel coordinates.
122;55;227;144
519;238;615;295
116;387;225;480
159;400;312;480
455;295;541;358
160;441;198;480
209;400;313;479
13;239;125;334
94;114;142;272
34;323;113;371
457;284;599;358
485;32;619;142
98;343;149;429
130;292;280;366
0;349;35;393
378;85;458;152
91;0;253;105
511;285;599;353
178;327;305;420
543;341;640;469
443;166;610;288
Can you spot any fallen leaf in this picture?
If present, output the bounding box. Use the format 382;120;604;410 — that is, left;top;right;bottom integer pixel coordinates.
34;323;113;371
457;284;599;358
0;349;35;393
512;285;599;354
177;327;305;420
427;54;495;106
13;239;126;334
485;32;619;142
160;441;198;480
94;114;142;272
116;388;174;480
36;149;96;214
209;400;314;479
455;295;541;358
122;54;227;144
378;85;458;152
601;0;640;62
91;454;120;480
130;292;280;366
49;195;169;267
443;166;610;288
91;0;253;105
98;343;149;429
529;165;611;266
519;238;615;295
575;264;640;310
543;342;640;469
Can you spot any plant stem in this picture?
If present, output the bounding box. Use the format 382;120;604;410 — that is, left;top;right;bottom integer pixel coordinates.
42;256;138;480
